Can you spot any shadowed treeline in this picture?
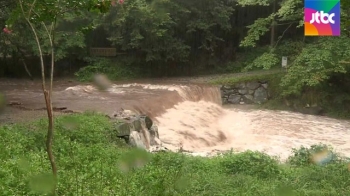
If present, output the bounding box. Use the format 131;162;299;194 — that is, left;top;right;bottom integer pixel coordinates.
0;0;302;78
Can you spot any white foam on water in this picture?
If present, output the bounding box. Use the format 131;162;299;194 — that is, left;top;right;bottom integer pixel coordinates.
64;83;350;160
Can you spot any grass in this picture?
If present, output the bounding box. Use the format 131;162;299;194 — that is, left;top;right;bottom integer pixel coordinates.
209;68;284;86
1;113;350;195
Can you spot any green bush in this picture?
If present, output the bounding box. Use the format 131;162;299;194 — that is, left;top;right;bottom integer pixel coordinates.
74;57;141;82
287;144;341;167
1;114;350;195
274;40;304;62
213;61;244;74
221;151;282;179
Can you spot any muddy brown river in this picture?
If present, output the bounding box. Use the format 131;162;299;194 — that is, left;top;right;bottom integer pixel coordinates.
1;78;350;160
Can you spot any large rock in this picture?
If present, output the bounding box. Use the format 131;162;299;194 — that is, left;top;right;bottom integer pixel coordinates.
115;122;131;136
130;117;142;130
112;111;162;150
238;89;248;95
222;85;234;90
242;95;254;104
228;94;241;104
253;87;268;103
246;82;260;90
140;115;153;129
224;89;236;95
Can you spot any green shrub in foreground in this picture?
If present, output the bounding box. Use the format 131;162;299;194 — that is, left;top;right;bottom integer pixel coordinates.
287;144;342;166
0;113;350;195
221;150;282;179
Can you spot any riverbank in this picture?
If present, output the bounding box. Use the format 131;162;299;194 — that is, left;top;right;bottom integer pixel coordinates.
1;113;349;195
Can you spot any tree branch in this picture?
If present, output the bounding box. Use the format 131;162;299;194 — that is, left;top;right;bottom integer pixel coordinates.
19;0;45;87
276;21;299;26
273;22;293;48
28;0;37;18
41;20;57;195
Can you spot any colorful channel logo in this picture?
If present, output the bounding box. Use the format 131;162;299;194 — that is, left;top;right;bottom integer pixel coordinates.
304;0;340;36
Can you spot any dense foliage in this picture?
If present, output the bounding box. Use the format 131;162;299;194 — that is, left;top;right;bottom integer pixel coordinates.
1;1;350;194
238;0;350;94
1;113;349;195
1;0;275;76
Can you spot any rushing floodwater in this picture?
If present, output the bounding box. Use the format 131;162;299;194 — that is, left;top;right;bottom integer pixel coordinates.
157;100;350;160
2;79;350;160
101;83;350;160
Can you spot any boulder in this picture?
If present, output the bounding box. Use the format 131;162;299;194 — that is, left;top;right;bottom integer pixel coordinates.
246;82;260;90
228;94;241;104
140;115;153;129
130;117;142;130
115;122;131;137
224;89;236;95
238;89;248;95
222;85;234;90
253;87;268;103
112;112;162;151
242;95;254;104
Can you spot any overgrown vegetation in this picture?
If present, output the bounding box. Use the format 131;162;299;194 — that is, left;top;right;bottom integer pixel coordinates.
1;0;350;195
233;0;350;118
74;57;142;81
0;113;349;195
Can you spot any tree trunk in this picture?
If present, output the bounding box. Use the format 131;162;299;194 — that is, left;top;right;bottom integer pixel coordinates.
19;1;58;195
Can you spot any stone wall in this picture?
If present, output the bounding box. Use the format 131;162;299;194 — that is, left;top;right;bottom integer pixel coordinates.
221;81;269;104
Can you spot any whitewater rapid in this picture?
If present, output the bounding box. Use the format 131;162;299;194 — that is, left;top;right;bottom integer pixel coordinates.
65;83;350;160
